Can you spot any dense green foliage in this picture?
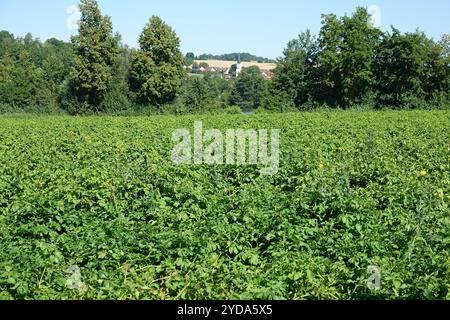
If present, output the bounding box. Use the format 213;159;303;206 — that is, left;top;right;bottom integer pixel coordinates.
316;8;381;106
1;1;448;302
181;75;232;114
129;16;185;106
270;30;318;108
182;77;216;112
69;0;120;109
0;111;448;300
272;8;449;110
0;31;73;111
184;52;195;66
374;29;450;107
230;66;267;109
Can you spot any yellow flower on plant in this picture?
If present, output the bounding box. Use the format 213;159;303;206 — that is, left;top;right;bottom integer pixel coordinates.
319;163;325;170
420;170;427;176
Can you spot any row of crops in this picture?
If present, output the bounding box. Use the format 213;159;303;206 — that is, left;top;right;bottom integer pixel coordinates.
0;111;449;299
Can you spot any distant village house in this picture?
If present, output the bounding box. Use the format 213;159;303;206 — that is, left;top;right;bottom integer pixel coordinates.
189;55;276;80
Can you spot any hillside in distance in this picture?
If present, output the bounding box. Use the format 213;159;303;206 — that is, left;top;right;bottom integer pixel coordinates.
195;52;275;63
193;59;277;71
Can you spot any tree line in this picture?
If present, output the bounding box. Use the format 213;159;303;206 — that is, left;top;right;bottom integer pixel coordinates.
271;8;449;111
0;2;448;115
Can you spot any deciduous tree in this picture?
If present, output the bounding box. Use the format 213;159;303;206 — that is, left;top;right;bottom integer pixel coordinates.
129;16;185;106
69;0;120;108
229;66;267;109
317;7;382;106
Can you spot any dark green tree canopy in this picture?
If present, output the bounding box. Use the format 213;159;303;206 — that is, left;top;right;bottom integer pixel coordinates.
69;0;120;108
317;7;382;106
130;16;185;106
230;66;267;110
375;28;449;106
183;77;213;112
272;30;318;108
184;52;195;66
0;32;72;110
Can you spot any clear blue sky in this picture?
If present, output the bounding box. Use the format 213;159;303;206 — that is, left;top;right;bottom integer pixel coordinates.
0;0;449;59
